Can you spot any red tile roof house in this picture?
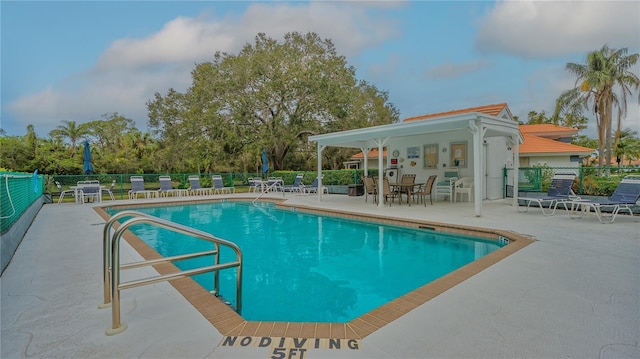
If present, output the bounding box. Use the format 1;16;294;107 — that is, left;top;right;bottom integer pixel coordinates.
518;124;594;167
311;103;593;216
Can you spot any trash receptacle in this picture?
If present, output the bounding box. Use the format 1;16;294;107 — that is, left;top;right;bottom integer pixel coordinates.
348;184;364;196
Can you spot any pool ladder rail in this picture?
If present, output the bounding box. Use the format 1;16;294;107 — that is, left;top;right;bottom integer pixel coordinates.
99;210;243;336
252;180;285;204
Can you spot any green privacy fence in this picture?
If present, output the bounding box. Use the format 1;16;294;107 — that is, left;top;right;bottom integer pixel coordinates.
0;171;44;233
504;166;640;197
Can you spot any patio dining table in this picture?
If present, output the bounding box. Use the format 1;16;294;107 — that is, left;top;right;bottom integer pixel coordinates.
390;182;422;206
70;184;105;203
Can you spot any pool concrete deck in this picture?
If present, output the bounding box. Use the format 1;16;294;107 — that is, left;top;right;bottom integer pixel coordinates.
2;193;639;358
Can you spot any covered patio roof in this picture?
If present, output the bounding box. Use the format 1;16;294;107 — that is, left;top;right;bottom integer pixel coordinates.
310;113;522;148
309;111;523;216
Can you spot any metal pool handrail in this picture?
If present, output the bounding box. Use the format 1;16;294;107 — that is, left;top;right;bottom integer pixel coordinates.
252;179;285;204
100;211;242;336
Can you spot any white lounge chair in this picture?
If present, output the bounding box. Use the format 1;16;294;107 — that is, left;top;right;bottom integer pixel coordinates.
188;175;211;196
284;174;304;193
212;175;235;194
128;176;157;199
565;175;640;223
158;176;188;197
517;173;577;216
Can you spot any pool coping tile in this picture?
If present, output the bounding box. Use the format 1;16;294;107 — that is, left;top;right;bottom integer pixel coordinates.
94;199;534;340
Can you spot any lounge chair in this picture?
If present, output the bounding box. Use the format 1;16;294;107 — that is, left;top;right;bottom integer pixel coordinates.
435;170;459;202
304;177;328;194
55;181;76;204
212;175;235;194
128;176;157;199
283;174;304;193
188;175;211;196
517;173;577;216
565;175;640;223
158;176;187;197
413;175;437;206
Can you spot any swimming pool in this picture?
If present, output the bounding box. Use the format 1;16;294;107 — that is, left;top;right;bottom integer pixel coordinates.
107;201;505;323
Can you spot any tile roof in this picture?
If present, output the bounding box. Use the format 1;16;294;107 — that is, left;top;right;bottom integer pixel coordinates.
519;124;578;138
352;148;387;159
519;134;594;155
403;103;509;122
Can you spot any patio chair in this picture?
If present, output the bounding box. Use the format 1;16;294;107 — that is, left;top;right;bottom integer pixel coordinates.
398;174;416;202
80;184;101;203
454;177;474;202
102;180;116;200
380;177;400;206
565;175;640;224
212;175;235;194
158;176;186;197
283;174;304;193
517;173;577;216
266;177;284;192
128;176;157;199
248;178;263;193
188;175;211;196
55;181;76;204
304;176;328;194
434;170;459;202
413;175;437;206
363;176;377;203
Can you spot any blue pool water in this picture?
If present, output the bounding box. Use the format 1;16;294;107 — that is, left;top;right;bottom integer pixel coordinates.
108;202;504;323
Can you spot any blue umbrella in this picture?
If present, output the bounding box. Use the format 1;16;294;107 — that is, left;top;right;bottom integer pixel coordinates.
262;148;269;175
83;141;94;175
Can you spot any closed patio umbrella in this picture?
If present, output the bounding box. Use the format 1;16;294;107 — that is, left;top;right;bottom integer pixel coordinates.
262;148;269;176
83;141;94;175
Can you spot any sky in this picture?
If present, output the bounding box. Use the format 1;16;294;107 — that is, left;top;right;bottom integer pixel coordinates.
2;0;639;139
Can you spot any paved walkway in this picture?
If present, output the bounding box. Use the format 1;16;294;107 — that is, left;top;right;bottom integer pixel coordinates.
2;194;639;358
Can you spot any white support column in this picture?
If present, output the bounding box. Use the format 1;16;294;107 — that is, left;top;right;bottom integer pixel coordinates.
512;135;520;207
372;138;389;207
360;147;370;174
469;119;485;216
316;144;325;202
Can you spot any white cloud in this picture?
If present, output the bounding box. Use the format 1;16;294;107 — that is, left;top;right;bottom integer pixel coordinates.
476;0;640;58
7;2;399;136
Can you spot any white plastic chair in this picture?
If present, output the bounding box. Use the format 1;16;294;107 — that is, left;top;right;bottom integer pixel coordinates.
55;181;76;204
435;170;459;202
102;180;116;200
454;177;474;202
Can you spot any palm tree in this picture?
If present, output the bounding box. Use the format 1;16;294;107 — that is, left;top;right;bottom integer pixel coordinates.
553;45;639;169
48;120;91;155
614;129;640;166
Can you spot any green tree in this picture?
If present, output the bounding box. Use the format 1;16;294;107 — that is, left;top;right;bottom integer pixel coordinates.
553;45;640;168
26;124;38;159
148;32;398;171
49;120;92;155
614;128;640;166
